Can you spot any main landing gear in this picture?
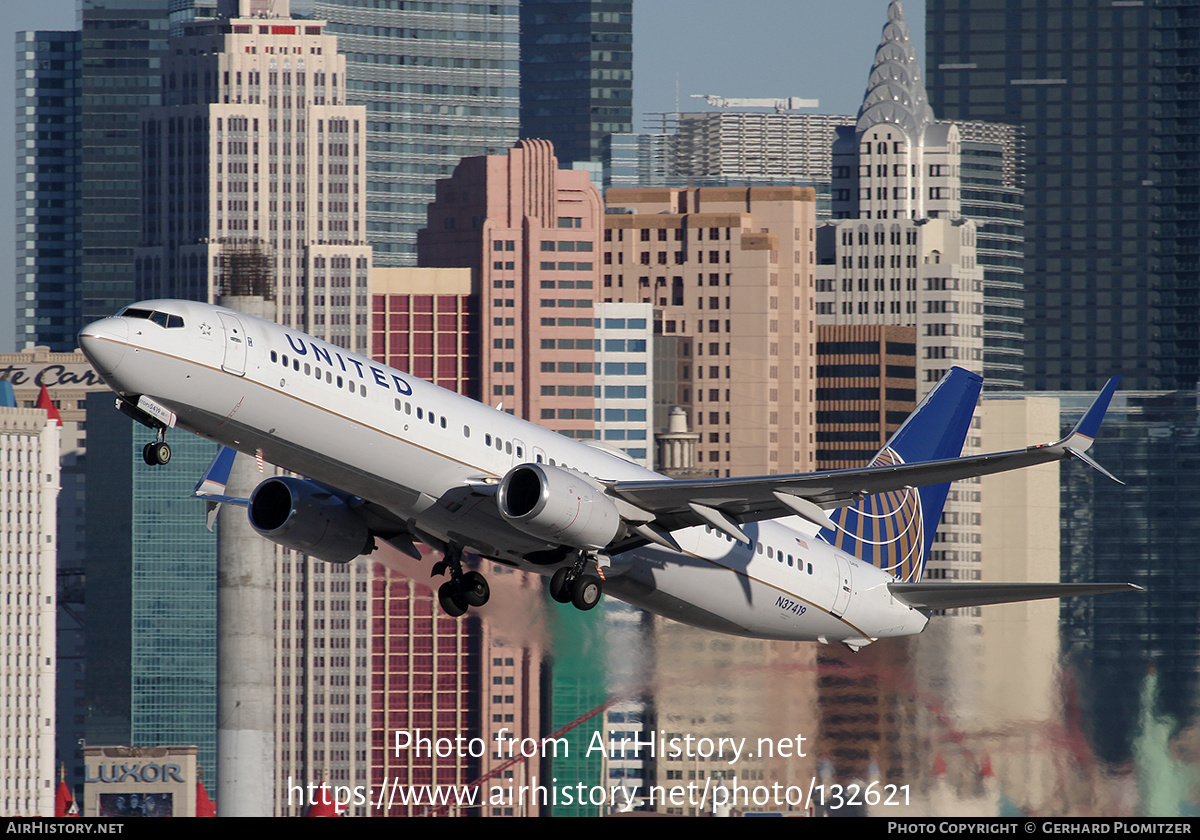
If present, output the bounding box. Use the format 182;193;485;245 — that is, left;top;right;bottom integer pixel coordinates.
548;552;603;611
431;543;490;618
142;428;171;466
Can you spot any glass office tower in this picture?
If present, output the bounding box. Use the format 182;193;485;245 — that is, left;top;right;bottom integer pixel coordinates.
84;394;218;785
929;0;1200;766
313;0;519;265
80;0;170;326
15;30;81;352
17;2;168;347
926;1;1179;392
520;0;633;169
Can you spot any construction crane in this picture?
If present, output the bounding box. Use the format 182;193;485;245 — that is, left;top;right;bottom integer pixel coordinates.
692;94;819;112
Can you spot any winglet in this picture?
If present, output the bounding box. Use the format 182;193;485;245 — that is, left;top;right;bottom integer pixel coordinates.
1064;375;1121;450
193;445;238;497
192;445;251;509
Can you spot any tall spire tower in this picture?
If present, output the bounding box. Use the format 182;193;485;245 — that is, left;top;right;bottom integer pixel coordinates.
816;0;983;585
857;1;933;139
835;0;957;222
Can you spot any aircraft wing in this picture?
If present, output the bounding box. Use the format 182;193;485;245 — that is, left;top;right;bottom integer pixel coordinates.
605;375;1122;537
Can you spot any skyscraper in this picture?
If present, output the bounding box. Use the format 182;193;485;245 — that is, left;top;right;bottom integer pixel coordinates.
80;0;170;328
926;0;1166;392
314;0;520;266
0;401;58;816
520;0;633;170
604;112;842;217
927;0;1200;768
136;0;374;352
414;140;620;814
15;30;80;353
83;393;218;788
811;3;991;745
815;2;984;593
602;186;818;478
417;139;605;435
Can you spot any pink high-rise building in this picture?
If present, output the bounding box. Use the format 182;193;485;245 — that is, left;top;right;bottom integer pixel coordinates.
409;140;610;814
417;139;604;438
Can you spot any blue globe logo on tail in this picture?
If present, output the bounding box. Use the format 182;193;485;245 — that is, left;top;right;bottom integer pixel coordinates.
823;447;927;582
819;367;984;583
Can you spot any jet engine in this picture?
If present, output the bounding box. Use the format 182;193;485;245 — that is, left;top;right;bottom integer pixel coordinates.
495;463;622;550
247;477;373;564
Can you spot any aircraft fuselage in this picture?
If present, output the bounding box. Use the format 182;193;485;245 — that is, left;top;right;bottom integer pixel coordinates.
80;300;930;646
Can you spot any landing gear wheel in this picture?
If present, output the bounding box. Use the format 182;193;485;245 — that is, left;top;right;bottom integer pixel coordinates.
462;571;490;608
571;573;603;611
549;567;573;603
438;581;468;617
143;441;171;466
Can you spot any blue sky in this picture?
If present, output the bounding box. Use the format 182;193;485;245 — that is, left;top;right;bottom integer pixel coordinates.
0;0;923;349
634;0;924;125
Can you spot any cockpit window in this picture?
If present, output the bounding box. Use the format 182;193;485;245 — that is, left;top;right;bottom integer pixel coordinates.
118;307;184;328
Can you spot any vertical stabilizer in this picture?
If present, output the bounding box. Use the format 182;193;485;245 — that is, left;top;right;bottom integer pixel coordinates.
821;367;982;581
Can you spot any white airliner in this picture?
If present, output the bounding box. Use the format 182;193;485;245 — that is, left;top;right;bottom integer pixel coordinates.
78;300;1140;649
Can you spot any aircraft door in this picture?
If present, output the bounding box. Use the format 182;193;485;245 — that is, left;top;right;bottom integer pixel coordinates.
830;555;854;618
217;312;248;376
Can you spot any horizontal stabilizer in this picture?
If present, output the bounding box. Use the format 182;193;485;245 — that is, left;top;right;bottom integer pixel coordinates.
889;581;1144;610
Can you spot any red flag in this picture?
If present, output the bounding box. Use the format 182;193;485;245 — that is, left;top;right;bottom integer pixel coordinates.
35;385;62;427
196;780;216;817
304;781;339;817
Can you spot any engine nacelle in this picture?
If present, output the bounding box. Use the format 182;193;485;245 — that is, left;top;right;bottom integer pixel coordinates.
247;477;373;564
495;463;622;551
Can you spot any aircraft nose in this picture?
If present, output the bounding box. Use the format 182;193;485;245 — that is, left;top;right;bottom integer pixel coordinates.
78;317;129;376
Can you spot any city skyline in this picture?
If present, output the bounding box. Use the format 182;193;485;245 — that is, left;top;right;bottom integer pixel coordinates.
1;0;925;350
11;0;1194;818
